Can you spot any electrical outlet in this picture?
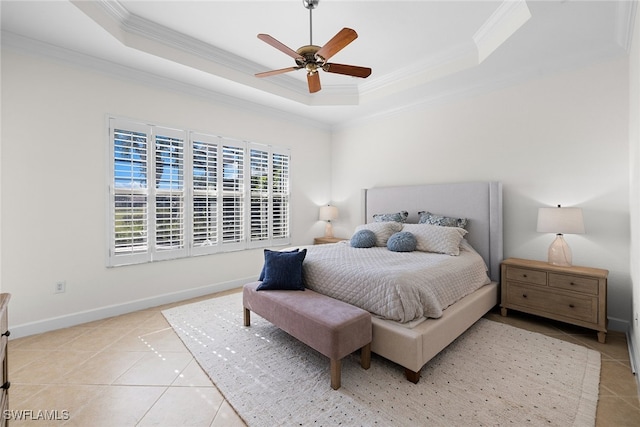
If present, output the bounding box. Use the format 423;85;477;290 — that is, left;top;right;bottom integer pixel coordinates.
54;281;66;294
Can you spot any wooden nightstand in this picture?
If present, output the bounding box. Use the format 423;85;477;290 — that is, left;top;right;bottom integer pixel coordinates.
313;237;347;245
500;258;608;343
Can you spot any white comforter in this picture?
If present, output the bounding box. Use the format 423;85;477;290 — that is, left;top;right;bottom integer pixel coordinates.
302;240;491;323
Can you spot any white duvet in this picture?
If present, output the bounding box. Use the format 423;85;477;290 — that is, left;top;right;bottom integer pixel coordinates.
302;240;491;324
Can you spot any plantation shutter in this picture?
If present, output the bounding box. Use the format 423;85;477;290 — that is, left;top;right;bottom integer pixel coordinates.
109;118;151;265
221;139;246;250
191;132;220;256
152;127;187;260
249;146;270;244
272;148;291;244
108;117;289;266
247;144;291;247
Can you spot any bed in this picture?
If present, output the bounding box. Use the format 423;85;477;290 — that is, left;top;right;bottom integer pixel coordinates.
305;181;503;382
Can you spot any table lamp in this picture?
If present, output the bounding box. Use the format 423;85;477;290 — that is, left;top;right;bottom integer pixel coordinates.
536;205;585;266
319;205;338;238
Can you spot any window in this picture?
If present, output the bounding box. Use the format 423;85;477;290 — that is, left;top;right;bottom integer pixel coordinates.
108;117;291;266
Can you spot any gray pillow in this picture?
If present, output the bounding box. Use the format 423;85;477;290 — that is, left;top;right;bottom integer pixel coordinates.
387;231;417;252
373;211;409;223
350;229;377;248
418;211;468;229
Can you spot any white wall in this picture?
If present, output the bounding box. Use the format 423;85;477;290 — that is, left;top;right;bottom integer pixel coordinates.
1;49;332;336
331;58;631;330
628;5;640;375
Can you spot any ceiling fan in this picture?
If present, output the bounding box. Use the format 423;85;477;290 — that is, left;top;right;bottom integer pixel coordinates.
255;0;371;93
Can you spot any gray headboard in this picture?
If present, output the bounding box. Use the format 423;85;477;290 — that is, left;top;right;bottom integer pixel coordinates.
364;181;503;282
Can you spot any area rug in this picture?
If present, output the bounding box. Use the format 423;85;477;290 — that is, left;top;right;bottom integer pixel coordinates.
162;292;601;426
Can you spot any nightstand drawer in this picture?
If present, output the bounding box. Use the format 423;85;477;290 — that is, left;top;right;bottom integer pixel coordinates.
548;273;598;295
505;267;547;286
506;284;597;323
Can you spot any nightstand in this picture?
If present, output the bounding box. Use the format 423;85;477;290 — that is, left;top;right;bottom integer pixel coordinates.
313;237;347;245
500;258;608;343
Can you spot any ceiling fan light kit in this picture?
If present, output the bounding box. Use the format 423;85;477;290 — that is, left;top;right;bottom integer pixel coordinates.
256;0;371;93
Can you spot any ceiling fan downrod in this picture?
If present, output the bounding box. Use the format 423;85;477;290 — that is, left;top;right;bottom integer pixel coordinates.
303;0;319;46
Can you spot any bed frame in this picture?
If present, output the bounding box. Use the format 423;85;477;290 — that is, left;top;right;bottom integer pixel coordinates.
363;181;503;382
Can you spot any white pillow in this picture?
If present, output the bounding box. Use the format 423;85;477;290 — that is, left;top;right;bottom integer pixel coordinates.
355;222;403;247
401;223;468;255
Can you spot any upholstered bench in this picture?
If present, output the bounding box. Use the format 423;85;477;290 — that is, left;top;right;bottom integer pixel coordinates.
242;281;372;390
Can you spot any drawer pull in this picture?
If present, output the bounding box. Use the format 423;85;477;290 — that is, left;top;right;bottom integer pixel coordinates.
522;294;528;298
569;304;575;308
522;274;528;278
1;382;9;390
1;330;9;338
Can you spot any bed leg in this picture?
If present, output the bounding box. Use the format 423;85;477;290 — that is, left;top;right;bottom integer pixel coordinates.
405;368;420;384
243;308;250;327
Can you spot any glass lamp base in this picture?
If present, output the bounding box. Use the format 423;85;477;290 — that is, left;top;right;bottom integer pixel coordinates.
324;222;334;238
548;234;572;266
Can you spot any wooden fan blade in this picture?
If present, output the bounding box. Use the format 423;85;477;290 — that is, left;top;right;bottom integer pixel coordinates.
307;72;321;93
315;28;358;61
257;34;303;60
255;67;300;78
323;63;372;78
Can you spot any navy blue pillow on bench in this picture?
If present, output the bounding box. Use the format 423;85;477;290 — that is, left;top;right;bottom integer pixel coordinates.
257;248;307;291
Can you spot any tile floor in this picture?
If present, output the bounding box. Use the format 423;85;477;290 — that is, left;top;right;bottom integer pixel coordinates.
8;288;640;426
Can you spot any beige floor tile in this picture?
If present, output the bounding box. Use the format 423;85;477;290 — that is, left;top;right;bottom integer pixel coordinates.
61;350;148;385
99;310;159;329
10;327;90;351
10;384;105;418
8;349;51;373
62;385;165;427
596;395;640;427
113;351;193;386
137;386;223;426
63;327;131;352
5;288;637;427
211;400;246;427
11;350;95;384
599;360;640;397
172;359;216;387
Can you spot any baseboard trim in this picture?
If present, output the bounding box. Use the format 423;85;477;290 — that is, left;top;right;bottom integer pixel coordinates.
9;278;251;339
607;316;630;333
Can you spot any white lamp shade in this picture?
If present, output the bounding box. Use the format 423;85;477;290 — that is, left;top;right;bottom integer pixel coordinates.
536;206;585;235
319;205;339;221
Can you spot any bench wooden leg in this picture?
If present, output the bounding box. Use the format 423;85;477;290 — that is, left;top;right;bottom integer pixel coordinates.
243;308;250;327
330;359;341;390
360;343;371;370
405;368;421;384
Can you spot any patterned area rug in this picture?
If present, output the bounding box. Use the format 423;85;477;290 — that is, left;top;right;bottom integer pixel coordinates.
162;292;600;426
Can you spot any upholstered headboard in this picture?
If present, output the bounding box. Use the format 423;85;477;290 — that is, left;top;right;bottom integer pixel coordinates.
364;181;503;282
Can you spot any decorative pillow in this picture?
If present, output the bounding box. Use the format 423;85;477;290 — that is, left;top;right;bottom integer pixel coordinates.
257;248;307;291
355;222;403;246
418;211;468;229
350;229;377;248
258;248;299;280
387;232;417;252
373;211;409;223
401;223;468;256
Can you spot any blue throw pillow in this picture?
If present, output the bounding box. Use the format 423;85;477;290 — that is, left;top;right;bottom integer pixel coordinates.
387;232;417;252
258;248;299;280
350;229;377;248
257;248;307;291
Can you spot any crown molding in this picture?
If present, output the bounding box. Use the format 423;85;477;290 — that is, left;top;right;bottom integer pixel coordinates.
473;0;531;64
1;31;332;131
615;0;638;52
70;0;362;106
